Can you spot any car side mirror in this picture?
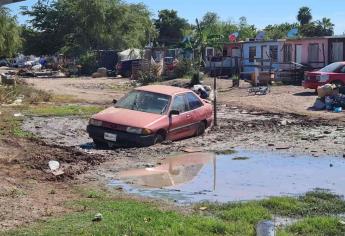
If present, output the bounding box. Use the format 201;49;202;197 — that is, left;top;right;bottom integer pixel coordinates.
112;99;117;104
169;110;180;117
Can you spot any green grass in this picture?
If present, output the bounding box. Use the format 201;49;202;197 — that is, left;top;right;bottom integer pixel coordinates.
0;110;34;138
213;149;237;155
201;190;345;218
3;197;255;236
278;217;345;236
27;105;103;117
3;190;345;236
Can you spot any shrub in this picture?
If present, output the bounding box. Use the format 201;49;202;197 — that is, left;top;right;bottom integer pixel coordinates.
78;51;98;75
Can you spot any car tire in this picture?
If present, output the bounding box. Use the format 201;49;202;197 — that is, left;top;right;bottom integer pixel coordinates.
195;122;206;136
93;139;106;149
153;134;164;145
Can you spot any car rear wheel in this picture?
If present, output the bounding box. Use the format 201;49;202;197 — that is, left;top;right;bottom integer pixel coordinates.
195;122;206;136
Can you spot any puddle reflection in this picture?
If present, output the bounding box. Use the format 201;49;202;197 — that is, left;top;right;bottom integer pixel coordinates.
110;151;345;203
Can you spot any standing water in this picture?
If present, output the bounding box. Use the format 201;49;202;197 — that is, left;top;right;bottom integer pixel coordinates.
109;151;345;203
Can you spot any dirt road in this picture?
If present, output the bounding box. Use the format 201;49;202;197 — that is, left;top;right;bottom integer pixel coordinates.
2;76;344;231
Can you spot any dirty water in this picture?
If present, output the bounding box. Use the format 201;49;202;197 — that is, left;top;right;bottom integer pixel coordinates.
109;151;345;203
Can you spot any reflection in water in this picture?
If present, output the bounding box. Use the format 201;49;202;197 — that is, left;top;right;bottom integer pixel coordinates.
118;153;215;188
110;151;345;203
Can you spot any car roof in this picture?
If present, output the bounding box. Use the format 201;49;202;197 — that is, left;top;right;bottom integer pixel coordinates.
136;85;191;96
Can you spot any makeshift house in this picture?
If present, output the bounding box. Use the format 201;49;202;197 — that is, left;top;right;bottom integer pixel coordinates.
118;49;143;61
242;39;285;73
328;36;345;63
285;37;328;69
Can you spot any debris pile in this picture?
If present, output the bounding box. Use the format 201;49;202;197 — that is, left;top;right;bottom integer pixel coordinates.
312;84;345;112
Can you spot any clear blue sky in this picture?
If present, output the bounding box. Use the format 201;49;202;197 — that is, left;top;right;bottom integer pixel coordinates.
7;0;345;35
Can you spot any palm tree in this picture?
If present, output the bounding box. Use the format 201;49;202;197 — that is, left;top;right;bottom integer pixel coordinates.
317;17;334;36
297;7;312;25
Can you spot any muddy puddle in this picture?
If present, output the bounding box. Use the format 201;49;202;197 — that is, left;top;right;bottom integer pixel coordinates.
109;151;345;203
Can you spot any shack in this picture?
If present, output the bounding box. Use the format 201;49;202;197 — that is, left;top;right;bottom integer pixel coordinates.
242;39;285;73
327;36;345;63
285;37;328;69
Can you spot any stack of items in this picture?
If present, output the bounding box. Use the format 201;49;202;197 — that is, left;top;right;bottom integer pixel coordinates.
313;84;344;112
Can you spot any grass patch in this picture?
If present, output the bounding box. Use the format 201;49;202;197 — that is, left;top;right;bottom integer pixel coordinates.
232;157;250;161
278;217;345;236
27;105;103;117
0;110;34;138
198;190;345;218
4;196;253;236
214;149;237;155
3;190;345;236
0;84;51;104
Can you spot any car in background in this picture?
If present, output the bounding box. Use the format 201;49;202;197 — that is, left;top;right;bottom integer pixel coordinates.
87;85;213;147
303;62;345;90
116;59;142;78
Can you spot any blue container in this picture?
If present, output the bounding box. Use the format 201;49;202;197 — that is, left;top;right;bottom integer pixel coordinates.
334;107;343;113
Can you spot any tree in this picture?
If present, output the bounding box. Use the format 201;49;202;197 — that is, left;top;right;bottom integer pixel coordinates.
0;7;21;57
297;6;312;25
154;9;189;46
21;0;155;56
264;23;299;39
316;17;334;36
199;12;219;30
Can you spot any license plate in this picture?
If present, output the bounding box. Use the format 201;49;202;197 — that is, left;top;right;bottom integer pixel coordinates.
104;132;117;142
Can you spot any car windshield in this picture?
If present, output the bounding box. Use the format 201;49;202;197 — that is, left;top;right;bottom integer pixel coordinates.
115;90;170;115
319;62;343;73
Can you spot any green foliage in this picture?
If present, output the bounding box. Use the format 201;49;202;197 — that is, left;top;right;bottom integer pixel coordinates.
264;23;299;40
154;9;190;47
21;0;155;56
78;51;98;75
0;7;22;57
174;59;193;78
297;6;312;25
279;217;345;236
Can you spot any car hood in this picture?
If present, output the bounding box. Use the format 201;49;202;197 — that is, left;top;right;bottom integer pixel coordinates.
92;107;165;128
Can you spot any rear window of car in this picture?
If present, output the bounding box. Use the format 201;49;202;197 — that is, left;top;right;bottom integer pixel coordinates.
186;92;203;110
319;62;344;73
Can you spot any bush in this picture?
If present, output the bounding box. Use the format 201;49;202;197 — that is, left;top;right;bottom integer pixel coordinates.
174;60;193;78
78;51;98;75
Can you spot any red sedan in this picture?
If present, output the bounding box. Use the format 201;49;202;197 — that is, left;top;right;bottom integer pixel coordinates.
303;62;345;90
87;85;213;147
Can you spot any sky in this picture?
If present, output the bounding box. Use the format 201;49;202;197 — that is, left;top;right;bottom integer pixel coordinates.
7;0;345;35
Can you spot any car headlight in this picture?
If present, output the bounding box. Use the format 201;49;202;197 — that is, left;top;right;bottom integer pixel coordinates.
89;118;102;127
126;127;152;135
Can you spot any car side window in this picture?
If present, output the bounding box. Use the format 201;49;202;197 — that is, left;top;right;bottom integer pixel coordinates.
186;92;203;111
340;66;345;73
171;95;187;113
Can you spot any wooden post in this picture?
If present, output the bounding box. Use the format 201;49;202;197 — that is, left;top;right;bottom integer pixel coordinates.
213;75;217;126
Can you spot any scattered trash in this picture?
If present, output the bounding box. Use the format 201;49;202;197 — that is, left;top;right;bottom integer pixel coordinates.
317;84;337;98
48;160;64;176
312;98;326;110
92;213;103;222
144;217;151;223
198;206;208;211
248;86;270;95
92;67;108;78
334;107;342;113
182;147;204;153
13;113;24;117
